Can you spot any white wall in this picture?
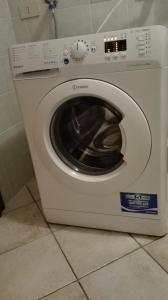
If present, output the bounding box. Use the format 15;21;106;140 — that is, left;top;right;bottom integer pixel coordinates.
7;0;168;43
0;0;33;202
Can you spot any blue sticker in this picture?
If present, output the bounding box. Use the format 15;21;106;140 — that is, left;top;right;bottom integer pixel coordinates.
120;192;158;215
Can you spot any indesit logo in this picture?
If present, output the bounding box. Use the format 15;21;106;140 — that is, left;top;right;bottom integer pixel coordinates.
72;84;89;90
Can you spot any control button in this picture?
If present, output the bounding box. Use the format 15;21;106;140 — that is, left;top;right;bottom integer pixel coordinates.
105;53;111;60
112;53;119;59
64;58;69;64
138;36;145;41
63;49;69;56
91;46;96;53
138;51;145;56
120;52;127;58
138;42;146;47
138;46;145;51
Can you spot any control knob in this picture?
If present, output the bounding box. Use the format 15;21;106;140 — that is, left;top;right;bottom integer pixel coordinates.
71;41;87;60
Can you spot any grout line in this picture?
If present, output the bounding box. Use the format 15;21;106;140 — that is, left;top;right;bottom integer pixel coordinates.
3;199;34;215
131;233;168;276
89;2;94;33
26;182;168;296
142;246;168;276
0;232;51;256
0;90;15;98
26;187;90;299
129;233;142;247
25;187;142;286
0;122;23;138
51;232;78;277
130;233;163;248
38;280;77;300
50;232;90;300
26;185;40;205
78;281;90;300
79;247;141;281
27;190;90;299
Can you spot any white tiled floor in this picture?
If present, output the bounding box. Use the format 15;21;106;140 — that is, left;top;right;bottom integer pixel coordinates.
0;177;168;300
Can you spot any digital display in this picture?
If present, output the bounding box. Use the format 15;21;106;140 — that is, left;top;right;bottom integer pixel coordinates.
105;40;127;53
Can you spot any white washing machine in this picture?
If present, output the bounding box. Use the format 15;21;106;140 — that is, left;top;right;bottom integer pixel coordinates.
10;25;168;236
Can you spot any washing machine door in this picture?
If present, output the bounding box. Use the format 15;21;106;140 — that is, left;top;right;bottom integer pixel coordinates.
34;79;151;194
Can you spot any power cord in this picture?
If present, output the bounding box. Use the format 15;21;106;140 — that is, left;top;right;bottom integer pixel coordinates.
45;0;57;39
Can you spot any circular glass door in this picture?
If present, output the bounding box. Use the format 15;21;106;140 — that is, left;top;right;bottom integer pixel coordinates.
50;96;124;175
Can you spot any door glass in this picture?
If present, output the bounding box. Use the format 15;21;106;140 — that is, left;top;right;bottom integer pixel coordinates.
50;96;124;175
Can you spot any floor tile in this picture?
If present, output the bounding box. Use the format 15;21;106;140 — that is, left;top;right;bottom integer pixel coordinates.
0;235;75;300
0;202;50;254
26;178;66;233
49;222;67;233
41;282;87;300
80;249;168;300
4;186;33;212
55;226;139;277
132;234;158;246
145;234;168;271
27;176;40;202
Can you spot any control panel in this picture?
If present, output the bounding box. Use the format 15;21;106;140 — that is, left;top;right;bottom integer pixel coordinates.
10;25;167;76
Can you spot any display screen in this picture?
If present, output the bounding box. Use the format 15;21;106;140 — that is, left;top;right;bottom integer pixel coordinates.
105;40;127;53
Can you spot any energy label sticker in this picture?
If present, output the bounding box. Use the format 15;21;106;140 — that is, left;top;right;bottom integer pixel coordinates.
120;192;158;215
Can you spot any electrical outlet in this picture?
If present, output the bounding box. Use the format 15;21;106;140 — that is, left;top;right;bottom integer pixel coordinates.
19;0;40;19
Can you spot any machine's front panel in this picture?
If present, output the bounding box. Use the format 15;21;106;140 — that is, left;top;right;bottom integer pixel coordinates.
10;25;167;76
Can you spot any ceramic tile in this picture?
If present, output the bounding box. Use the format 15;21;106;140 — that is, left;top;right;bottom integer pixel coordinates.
41;282;87;300
0;92;21;133
27;176;40;202
0;202;50;254
37;0;90;13
0;0;10;18
5;186;33;212
91;0;113;3
128;0;155;28
49;223;67;233
132;234;158;246
26;11;54;42
26;179;66;233
7;0;20;18
0;57;14;95
56;0;90;9
0;18;15;57
55;226;138;277
0;56;15;92
80;249;168;300
55;5;92;38
91;0;129;33
128;0;168;28
91;0;118;32
0;234;75;300
152;0;168;27
145;234;168;272
0;125;34;202
12;18;30;43
26;180;66;232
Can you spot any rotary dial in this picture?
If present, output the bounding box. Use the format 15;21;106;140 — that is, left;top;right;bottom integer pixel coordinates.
71;41;88;60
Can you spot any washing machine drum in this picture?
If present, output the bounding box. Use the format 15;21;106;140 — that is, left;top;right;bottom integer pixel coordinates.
34;79;151;193
50;96;124;175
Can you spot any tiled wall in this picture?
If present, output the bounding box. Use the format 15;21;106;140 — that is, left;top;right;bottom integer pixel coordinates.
2;0;168;202
7;0;168;43
0;0;33;203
